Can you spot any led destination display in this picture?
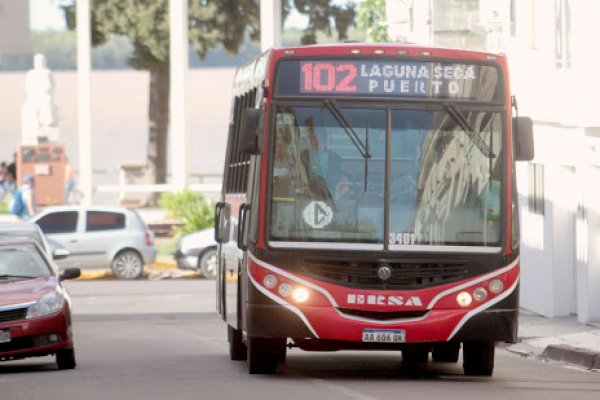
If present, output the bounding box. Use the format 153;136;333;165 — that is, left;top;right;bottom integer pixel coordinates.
275;59;502;101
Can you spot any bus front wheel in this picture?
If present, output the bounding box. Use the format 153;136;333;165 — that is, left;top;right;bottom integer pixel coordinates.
463;342;495;376
247;337;285;374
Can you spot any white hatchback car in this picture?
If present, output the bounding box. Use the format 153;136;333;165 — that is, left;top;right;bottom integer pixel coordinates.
32;206;156;279
173;228;217;279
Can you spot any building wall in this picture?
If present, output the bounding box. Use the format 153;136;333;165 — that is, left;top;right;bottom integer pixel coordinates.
389;0;600;322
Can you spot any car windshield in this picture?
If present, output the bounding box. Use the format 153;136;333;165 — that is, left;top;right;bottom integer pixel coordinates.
0;244;51;279
269;105;503;248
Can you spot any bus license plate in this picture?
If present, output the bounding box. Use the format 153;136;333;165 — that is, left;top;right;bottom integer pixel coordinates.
0;329;11;344
362;329;405;343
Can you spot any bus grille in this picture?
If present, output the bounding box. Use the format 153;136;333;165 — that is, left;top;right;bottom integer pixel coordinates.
337;308;429;321
0;308;27;323
301;261;467;289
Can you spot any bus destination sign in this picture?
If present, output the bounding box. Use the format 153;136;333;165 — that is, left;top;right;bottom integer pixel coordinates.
275;60;501;101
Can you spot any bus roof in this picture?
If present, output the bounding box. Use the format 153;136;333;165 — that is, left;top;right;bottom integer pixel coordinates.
231;43;507;96
269;43;505;62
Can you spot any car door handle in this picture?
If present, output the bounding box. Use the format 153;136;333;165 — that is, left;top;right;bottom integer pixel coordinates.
69;239;78;243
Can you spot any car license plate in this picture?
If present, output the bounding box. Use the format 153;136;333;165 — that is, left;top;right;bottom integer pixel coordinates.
362;329;405;343
0;329;11;344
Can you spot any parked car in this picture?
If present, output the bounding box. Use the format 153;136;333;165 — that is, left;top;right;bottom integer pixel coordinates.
173;228;217;279
31;206;156;280
0;221;70;264
0;238;80;369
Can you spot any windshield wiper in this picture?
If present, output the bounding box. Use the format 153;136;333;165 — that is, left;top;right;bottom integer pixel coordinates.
444;103;495;158
0;274;38;280
323;99;371;159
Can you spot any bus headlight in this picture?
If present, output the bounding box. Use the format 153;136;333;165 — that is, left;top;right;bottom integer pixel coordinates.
263;274;278;289
292;287;310;303
473;287;488;302
489;279;504;294
278;282;293;297
456;291;472;307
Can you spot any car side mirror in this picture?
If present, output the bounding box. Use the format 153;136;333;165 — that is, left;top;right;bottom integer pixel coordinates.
513;116;534;161
240;108;262;155
60;267;81;281
52;248;70;261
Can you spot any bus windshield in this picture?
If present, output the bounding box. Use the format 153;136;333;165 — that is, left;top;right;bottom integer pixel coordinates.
269;105;503;249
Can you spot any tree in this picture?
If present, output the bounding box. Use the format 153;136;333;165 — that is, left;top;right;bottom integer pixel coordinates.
62;0;355;193
63;0;259;190
357;0;389;42
291;0;356;45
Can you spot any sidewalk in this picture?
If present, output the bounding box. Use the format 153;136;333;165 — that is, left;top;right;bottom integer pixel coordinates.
509;309;600;371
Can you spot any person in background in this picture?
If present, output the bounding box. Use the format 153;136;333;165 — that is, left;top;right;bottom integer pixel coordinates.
10;175;36;220
0;162;7;200
7;153;16;184
64;156;76;204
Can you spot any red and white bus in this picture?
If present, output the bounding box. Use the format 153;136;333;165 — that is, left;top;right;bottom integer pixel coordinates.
215;43;533;376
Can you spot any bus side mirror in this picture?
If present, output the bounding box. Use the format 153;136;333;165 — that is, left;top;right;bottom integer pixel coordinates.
240;108;262;155
513;116;534;161
214;202;230;244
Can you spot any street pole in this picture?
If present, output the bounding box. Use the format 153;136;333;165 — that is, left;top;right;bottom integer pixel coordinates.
260;0;282;51
77;0;92;206
170;0;189;191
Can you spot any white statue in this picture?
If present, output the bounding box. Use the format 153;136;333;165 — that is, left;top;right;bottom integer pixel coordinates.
21;53;59;144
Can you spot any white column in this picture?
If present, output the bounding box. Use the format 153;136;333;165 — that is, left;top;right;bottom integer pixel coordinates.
170;0;189;190
260;0;282;51
77;0;92;206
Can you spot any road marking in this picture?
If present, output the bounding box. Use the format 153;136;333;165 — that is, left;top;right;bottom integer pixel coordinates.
312;378;382;400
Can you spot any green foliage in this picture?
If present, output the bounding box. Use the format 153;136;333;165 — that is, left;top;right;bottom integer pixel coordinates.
0;201;8;215
357;0;390;42
292;0;357;45
62;0;259;69
159;190;214;237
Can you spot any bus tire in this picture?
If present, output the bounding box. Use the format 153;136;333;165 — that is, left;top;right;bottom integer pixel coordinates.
228;325;246;361
247;337;281;374
402;349;429;363
463;342;495;376
432;343;460;363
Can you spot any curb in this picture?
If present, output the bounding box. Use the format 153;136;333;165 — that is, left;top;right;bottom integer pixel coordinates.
542;344;600;370
76;260;179;281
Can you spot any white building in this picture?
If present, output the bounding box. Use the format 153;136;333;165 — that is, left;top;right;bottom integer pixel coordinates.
386;0;600;323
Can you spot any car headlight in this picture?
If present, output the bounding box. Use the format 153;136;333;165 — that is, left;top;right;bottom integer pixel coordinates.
179;238;194;254
26;290;65;319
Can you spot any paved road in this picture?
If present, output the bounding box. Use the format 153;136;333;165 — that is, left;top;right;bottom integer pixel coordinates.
0;280;599;400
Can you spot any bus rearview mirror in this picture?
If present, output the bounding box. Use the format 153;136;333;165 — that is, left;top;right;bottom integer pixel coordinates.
513;116;534;161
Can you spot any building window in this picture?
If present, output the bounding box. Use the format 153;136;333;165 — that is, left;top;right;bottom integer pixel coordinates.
528;163;545;215
555;0;571;69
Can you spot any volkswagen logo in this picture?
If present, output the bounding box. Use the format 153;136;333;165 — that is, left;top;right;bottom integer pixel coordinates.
376;264;392;281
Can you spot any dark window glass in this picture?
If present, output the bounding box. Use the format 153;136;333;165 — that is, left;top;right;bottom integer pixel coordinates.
86;211;126;232
36;211;78;234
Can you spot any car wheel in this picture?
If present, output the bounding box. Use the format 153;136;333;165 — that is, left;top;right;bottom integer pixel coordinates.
112;250;144;280
199;249;217;279
56;348;76;370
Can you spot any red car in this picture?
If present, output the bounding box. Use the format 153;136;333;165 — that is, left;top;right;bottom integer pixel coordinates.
0;238;80;369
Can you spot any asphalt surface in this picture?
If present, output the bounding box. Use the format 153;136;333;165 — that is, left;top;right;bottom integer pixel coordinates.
0;280;599;400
